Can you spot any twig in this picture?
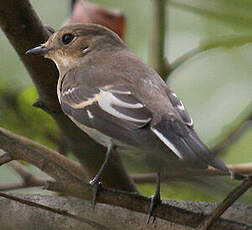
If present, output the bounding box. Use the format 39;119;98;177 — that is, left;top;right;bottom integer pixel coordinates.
150;0;168;78
0;151;12;166
0;127;86;183
214;120;251;155
169;34;252;73
0;158;46;191
44;131;68;156
227;163;252;175
0;181;43;192
69;0;77;13
0;192;108;230
132;162;252;184
169;46;202;73
196;174;252;230
169;0;252;28
46;181;252;230
212;105;252;156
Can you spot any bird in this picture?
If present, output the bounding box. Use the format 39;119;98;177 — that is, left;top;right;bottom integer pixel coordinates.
26;23;230;221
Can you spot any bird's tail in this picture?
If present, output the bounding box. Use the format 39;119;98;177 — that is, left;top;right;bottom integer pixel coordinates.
151;119;229;173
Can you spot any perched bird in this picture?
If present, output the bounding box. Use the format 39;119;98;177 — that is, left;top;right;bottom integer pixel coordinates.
26;23;230;220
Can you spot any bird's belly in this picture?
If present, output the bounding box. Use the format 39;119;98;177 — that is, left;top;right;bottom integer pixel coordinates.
79;125;113;147
69;115;126;148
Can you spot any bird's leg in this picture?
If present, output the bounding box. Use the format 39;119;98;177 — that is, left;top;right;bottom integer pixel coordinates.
146;172;162;224
89;143;114;207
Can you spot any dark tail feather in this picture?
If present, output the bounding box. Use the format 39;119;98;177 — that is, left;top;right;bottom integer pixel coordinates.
184;128;229;172
152;119;229;172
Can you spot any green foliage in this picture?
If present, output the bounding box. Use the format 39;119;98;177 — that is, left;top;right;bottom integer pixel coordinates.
139;183;215;202
0;86;58;150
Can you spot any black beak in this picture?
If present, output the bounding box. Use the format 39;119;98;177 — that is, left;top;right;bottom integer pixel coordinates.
26;46;50;55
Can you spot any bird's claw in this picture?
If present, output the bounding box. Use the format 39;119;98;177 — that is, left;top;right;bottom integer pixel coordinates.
89;179;103;208
146;193;161;224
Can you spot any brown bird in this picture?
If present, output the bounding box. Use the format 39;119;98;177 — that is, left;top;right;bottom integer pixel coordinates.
26;23;230;221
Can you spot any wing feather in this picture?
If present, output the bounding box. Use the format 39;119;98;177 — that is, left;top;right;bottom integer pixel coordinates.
60;82;228;172
166;90;194;127
61;85;152;133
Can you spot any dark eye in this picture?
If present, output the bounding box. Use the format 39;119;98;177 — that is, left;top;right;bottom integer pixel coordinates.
62;33;74;45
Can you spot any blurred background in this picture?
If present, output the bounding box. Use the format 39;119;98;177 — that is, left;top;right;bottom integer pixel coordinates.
0;0;251;202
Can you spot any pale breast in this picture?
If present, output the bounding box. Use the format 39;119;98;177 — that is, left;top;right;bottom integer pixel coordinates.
69;115;112;147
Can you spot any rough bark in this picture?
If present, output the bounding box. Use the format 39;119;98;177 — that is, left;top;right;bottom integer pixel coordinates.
0;195;251;230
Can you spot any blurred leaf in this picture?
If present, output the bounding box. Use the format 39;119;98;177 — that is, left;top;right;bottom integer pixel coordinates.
138;183;215;202
0;86;58;150
67;1;126;39
169;0;252;28
17;87;59;148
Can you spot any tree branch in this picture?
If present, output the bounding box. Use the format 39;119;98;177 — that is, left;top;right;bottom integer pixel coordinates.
0;154;46;191
150;0;168;78
0;126;251;228
0;125;250;193
1;194;250;230
69;0;77;13
0;127;86;183
132;162;252;184
46;181;252;230
169;34;252;73
0;192;108;230
196;174;252;230
0;151;12;166
212;105;252;156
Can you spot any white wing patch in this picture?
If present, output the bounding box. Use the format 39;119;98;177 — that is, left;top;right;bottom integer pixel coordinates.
99;93;149;123
186;117;193;126
169;92;193;127
68;88;151;123
171;92;184;111
87;109;94;119
151;127;183;159
98;91;150;123
70;92;101;109
98;91;143;109
63;87;76;96
59;87;77;104
109;89;132;95
177;102;185;111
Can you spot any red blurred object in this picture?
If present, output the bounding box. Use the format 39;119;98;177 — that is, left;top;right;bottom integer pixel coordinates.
66;1;126;40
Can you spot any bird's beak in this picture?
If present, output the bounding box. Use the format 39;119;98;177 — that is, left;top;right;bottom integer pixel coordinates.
26;45;51;55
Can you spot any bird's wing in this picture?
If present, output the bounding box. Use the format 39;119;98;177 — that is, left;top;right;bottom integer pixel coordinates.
60;81;228;172
60;84;152;145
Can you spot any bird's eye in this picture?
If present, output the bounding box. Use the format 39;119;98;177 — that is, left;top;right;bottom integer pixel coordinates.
62;33;75;45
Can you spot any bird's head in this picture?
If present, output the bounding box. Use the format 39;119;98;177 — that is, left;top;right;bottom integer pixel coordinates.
26;23;125;73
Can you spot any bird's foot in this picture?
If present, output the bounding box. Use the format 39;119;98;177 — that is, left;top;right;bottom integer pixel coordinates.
146;172;161;224
89;178;103;208
88;144;114;208
146;192;161;224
